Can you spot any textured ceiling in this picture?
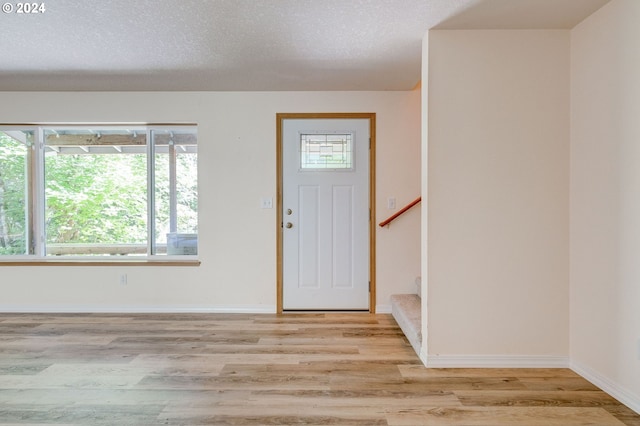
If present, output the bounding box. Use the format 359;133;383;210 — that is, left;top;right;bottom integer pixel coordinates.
0;0;610;91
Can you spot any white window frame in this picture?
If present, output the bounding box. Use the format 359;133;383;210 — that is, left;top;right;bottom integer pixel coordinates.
0;123;198;262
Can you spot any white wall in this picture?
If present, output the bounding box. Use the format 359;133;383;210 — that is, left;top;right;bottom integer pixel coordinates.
0;91;421;313
570;0;640;411
426;30;570;364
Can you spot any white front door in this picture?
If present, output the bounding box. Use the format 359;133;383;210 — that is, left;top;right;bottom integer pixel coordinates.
282;118;370;310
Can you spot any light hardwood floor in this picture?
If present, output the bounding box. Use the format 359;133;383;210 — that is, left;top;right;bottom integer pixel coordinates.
0;313;638;425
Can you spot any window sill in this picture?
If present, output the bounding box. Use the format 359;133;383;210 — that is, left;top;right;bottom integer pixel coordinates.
0;258;201;266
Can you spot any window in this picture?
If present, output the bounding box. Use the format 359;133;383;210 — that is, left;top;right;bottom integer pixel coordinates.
0;125;198;259
0;129;32;255
300;133;353;170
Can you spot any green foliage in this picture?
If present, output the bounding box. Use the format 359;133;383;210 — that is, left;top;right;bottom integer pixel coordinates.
0;134;28;255
154;153;198;241
45;153;149;244
0;130;198;256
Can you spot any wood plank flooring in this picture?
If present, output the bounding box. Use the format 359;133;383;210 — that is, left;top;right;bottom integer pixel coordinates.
0;313;638;425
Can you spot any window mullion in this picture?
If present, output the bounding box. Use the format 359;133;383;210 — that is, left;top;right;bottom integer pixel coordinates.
147;128;155;256
33;127;46;257
169;138;177;233
25;130;35;255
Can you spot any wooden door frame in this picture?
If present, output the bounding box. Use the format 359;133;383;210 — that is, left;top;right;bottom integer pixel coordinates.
276;112;376;313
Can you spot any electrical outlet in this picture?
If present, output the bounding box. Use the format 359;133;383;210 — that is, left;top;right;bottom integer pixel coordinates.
119;274;127;286
261;197;273;209
388;197;396;209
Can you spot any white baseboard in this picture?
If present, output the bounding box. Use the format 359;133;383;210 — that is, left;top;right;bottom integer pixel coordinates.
425;354;570;368
375;304;392;313
1;303;401;315
0;304;277;314
0;304;397;315
571;360;640;415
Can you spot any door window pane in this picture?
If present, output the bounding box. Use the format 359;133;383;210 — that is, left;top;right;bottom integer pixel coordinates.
300;133;353;170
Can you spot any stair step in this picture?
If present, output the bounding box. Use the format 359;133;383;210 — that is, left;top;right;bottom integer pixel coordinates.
390;294;421;356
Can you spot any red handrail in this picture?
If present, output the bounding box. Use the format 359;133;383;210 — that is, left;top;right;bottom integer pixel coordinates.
378;197;421;227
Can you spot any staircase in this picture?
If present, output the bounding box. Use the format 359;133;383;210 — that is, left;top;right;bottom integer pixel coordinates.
390;277;422;356
379;198;423;357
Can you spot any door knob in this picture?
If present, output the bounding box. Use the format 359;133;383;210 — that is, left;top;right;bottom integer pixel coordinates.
285;222;293;229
